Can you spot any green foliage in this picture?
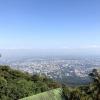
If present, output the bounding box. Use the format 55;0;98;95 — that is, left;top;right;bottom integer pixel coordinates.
62;69;100;100
0;77;7;98
21;68;100;100
1;65;100;100
0;65;59;100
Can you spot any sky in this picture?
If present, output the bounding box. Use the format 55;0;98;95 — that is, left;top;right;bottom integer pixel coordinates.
0;0;100;55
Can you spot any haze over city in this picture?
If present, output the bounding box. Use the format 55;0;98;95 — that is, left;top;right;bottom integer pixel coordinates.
0;0;100;55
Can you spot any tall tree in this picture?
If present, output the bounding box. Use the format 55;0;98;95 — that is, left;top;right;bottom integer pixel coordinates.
89;69;100;100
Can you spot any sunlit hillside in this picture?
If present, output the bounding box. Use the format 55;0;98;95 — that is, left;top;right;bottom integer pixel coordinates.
20;88;63;100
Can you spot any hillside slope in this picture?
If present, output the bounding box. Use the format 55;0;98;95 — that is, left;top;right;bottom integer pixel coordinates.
0;65;60;100
20;88;64;100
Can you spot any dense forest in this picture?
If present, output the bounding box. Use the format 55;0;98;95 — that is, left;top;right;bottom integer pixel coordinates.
0;65;60;100
0;65;100;100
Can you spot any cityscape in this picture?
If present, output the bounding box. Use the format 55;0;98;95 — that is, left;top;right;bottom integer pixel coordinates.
0;55;100;85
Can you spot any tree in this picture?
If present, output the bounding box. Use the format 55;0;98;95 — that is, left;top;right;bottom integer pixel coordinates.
89;69;100;100
0;77;7;99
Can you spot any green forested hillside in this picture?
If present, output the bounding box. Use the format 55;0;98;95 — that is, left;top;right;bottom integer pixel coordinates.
0;65;100;100
20;69;100;100
0;65;60;100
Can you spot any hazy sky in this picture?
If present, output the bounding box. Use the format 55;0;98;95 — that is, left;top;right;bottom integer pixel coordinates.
0;0;100;54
